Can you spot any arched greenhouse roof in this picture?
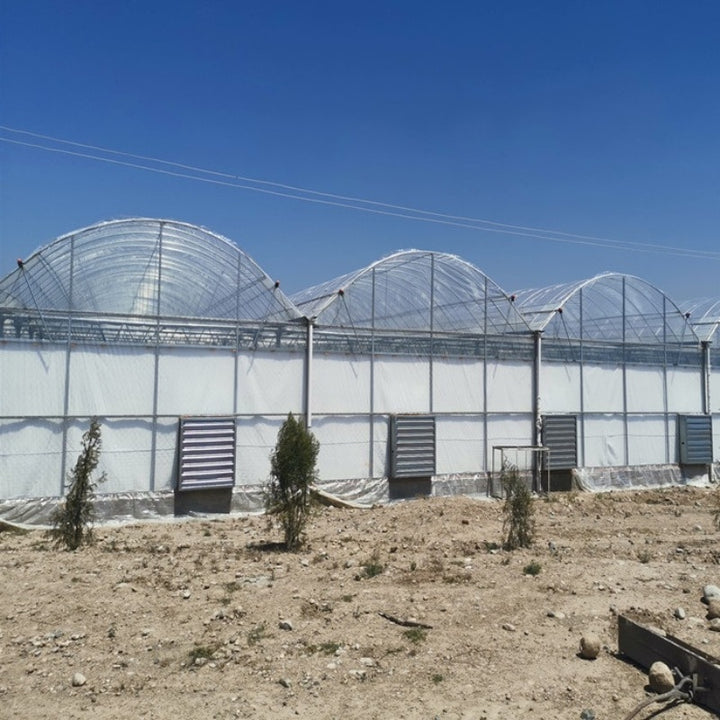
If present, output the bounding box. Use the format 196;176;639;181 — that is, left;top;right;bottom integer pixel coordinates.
681;298;720;342
292;250;530;334
514;272;698;345
0;218;301;323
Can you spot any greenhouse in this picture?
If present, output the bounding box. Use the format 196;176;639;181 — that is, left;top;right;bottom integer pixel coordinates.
0;218;717;523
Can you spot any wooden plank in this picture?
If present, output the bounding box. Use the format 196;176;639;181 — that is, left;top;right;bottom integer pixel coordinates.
617;614;720;714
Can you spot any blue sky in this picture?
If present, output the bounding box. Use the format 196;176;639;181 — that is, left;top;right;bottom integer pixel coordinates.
1;1;719;303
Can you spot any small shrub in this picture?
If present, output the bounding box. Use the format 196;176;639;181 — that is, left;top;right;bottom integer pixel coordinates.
523;560;542;576
318;641;341;655
188;644;217;664
49;418;106;551
360;550;384;578
265;413;319;551
432;673;444;684
403;627;427;644
636;549;652;564
247;623;268;646
501;462;535;551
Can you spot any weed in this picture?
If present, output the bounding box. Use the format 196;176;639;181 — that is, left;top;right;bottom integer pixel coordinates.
432;673;444;684
247;623;268;646
341;594;354;602
403;627;427;644
523;560;542;576
360;550;384;579
484;541;501;552
188;644;217;664
304;641;341;656
636;549;652;564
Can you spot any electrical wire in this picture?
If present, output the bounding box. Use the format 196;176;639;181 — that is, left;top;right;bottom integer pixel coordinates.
1;126;719;262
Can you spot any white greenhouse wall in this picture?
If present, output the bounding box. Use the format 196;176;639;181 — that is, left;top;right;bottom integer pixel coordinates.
667;367;703;413
710;369;720;414
486;414;534;451
0;419;64;498
70;347;155;415
235;416;286;487
627;415;668;465
237;352;305;415
312;354;371;413
95;419;154;493
584;415;625;466
584;365;623;412
158;348;236;415
2;345;66;416
436;415;484;474
311;415;371;481
432;359;483;412
486;362;532;412
374;357;430;412
626;367;666;413
541;362;581;413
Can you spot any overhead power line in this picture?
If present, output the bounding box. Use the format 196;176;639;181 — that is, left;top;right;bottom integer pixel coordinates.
1;125;718;262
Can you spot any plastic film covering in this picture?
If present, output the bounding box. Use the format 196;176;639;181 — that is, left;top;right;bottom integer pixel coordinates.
0;218;302;346
293;250;530;336
682;298;720;342
574;464;714;492
515;273;699;364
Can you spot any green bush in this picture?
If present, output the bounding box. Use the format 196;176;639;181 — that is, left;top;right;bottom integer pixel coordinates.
265;412;319;551
501;461;535;551
49;418;106;551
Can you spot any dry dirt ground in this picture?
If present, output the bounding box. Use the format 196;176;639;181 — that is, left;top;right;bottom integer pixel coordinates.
2;486;720;720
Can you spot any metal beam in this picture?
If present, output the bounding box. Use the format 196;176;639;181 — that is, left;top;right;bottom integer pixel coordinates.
618;614;720;714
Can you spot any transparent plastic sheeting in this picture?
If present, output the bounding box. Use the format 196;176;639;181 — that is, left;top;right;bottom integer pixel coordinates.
0;219;300;323
515;273;696;345
292;250;530;335
573;464;717;492
2;467;716;529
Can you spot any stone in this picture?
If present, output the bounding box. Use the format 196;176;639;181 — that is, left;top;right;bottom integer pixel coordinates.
502;623;516;632
648;661;674;692
278;677;291;688
707;599;720;620
674;607;686;620
709;618;720;632
579;633;601;660
703;585;720;603
71;672;86;687
278;620;293;631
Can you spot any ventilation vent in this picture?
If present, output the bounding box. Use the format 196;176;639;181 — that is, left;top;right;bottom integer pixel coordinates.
541;415;578;470
389;415;436;479
678;415;713;465
177;417;236;491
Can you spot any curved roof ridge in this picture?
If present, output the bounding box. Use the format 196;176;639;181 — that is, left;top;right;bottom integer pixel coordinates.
515;271;697;342
292;249;429;318
681;297;720;342
293;249;530;334
0;218;301;322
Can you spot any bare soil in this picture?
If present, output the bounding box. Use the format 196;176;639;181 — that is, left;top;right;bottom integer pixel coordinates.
2;486;720;719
